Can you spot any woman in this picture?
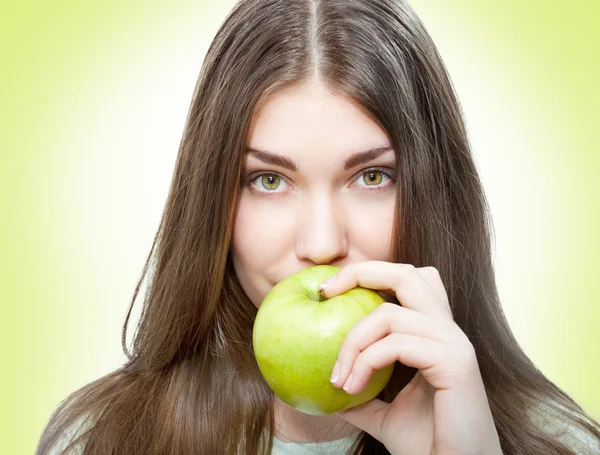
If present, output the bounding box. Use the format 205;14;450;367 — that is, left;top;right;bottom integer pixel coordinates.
36;0;600;453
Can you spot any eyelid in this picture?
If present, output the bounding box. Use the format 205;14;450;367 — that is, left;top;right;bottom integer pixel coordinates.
244;166;397;195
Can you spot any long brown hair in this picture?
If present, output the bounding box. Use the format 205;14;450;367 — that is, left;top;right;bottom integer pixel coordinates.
36;0;600;453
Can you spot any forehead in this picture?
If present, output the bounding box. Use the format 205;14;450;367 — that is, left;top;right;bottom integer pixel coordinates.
247;81;390;153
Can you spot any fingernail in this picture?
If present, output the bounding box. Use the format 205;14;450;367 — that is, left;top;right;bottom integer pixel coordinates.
330;361;340;384
320;274;337;290
343;374;353;391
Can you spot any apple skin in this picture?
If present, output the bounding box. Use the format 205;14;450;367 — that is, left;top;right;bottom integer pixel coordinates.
252;265;395;415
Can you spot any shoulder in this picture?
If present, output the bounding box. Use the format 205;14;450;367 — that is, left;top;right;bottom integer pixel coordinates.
552;422;600;454
529;401;600;454
46;413;93;455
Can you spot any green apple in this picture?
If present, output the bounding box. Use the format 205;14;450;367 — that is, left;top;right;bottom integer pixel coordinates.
252;264;394;415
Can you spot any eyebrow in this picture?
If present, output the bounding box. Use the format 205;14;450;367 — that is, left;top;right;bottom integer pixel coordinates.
245;146;394;172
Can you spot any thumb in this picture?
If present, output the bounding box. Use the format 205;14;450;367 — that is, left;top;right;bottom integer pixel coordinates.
335;398;389;440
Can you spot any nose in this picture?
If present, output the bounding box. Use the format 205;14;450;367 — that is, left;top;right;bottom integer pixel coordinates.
295;190;348;266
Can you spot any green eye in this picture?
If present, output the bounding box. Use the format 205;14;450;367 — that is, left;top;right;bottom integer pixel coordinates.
244;167;396;196
363;170;383;186
261;174;280;190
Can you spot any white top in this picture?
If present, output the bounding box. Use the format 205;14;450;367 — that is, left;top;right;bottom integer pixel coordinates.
47;412;599;454
271;433;361;455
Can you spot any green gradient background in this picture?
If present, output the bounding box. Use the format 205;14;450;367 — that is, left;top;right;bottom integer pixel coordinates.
1;1;598;453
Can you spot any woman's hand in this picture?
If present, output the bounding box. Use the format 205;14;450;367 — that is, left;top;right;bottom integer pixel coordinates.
319;260;503;455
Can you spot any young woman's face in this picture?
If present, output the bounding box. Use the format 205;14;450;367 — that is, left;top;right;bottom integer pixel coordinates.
231;79;397;308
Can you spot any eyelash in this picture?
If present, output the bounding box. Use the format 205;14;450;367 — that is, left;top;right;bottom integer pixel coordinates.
243;167;396;196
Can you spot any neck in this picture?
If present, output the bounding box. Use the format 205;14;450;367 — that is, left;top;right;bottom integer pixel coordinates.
271;397;359;443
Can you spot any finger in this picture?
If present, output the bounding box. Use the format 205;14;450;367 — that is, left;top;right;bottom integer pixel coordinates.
331;303;452;388
416;266;452;318
335;397;389;441
336;372;434;440
336;371;435;441
341;333;443;395
320;261;449;320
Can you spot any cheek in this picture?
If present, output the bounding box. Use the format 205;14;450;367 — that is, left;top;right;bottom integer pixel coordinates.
231;196;296;307
231;196;294;269
349;198;396;260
